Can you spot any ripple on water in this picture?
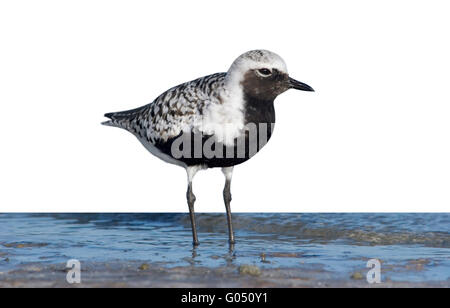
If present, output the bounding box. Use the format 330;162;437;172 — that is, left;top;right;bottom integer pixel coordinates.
0;213;449;283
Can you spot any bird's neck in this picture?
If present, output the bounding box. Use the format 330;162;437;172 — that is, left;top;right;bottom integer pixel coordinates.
243;93;276;126
223;73;276;126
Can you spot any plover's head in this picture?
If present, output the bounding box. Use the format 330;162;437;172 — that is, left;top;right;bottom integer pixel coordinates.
226;50;314;101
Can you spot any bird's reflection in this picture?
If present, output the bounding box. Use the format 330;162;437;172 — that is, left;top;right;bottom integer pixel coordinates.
225;242;236;266
188;241;236;266
191;246;198;259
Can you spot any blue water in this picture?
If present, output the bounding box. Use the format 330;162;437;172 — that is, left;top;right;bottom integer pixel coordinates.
0;213;449;282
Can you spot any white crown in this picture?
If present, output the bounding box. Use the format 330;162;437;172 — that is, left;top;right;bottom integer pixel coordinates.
227;50;288;79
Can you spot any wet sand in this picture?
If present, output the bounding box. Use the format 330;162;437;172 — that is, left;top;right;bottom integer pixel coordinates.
1;260;448;288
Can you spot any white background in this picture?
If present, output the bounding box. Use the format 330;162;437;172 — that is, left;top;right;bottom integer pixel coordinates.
1;0;449;212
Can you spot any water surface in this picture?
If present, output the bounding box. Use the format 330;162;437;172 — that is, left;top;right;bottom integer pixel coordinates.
0;213;449;285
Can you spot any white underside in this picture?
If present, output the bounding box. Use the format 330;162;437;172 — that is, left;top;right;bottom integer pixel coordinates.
137;136;188;168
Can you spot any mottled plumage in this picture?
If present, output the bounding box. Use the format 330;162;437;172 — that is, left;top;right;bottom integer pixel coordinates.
103;73;226;144
103;50;314;246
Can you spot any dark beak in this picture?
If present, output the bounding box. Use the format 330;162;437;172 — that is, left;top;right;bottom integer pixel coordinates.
288;77;314;92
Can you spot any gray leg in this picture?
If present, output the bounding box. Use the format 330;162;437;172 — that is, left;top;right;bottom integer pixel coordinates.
187;182;199;246
186;166;201;246
222;167;235;244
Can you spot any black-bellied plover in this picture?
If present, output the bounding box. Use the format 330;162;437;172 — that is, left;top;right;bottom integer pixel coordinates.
103;50;314;246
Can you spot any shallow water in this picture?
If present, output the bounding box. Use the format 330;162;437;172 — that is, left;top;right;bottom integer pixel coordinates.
0;213;449;284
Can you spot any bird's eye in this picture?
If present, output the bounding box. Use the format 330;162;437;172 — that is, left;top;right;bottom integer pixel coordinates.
256;68;272;77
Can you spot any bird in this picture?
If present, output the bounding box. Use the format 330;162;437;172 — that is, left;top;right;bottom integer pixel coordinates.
102;50;314;246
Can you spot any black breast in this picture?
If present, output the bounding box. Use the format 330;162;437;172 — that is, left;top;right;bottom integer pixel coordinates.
153;94;276;168
243;93;276;137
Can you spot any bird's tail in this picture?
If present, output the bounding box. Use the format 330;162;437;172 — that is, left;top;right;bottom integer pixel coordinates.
101;112;123;128
101;120;118;127
102;104;148;128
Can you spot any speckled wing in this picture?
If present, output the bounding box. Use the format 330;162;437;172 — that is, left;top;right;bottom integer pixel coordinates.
103;73;226;143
